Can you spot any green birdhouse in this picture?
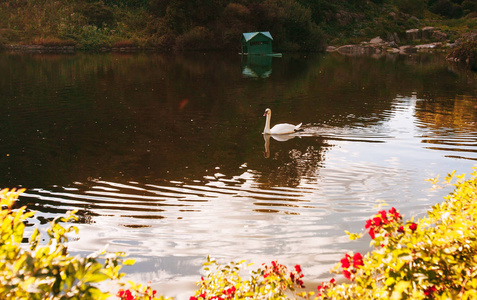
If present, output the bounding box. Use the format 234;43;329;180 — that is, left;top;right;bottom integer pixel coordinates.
241;32;273;55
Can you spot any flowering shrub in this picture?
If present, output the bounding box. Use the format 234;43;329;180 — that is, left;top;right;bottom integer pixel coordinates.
189;256;313;300
186;169;477;300
0;188;167;300
318;169;477;299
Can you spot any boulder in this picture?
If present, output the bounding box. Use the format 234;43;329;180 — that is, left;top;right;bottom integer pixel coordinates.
406;29;420;40
387;48;401;53
369;36;384;44
399;45;417;54
421;27;436;39
337;45;378;55
415;43;442;51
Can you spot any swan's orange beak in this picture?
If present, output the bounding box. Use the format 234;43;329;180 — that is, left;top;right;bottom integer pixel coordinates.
263;112;267;116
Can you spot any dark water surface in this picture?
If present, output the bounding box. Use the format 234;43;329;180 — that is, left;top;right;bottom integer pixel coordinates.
1;51;476;298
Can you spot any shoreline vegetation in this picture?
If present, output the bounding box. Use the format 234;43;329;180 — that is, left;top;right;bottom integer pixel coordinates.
0;2;475;47
1;0;476;68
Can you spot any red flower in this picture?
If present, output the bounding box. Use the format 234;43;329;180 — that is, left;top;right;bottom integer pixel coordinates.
388;207;401;220
409;223;417;232
117;289;135;300
294;264;302;273
373;216;382;226
398;225;404;233
296;279;304;288
340;257;351;269
365;219;373;229
352;252;364;268
379;210;389;223
424;285;437;296
369;227;376;239
330;278;336;285
343;269;352;280
190;297;198;300
223;286;236;298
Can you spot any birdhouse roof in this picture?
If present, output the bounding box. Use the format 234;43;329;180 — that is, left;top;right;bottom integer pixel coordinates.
242;32;273;42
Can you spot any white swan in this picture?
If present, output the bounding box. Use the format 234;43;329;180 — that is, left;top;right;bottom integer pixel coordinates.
263;108;302;135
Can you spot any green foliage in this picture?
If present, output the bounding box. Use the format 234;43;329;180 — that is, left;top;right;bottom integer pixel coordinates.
79;1;116;28
429;0;464;19
394;0;427;17
447;40;477;70
175;26;214;51
317;168;477;299
0;0;474;51
0;188;148;300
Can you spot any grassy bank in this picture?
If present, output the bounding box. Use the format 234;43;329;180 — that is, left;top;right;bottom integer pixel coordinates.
0;0;475;52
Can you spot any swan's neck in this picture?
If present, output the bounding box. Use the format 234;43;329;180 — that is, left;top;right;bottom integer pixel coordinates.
264;113;271;134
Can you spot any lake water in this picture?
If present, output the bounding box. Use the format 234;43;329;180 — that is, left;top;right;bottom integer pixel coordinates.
0;51;476;298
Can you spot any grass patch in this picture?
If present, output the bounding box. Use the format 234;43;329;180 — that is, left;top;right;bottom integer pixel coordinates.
30;37;76;47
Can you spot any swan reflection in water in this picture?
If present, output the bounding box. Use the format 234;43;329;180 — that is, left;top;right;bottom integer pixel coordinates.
263;133;297;158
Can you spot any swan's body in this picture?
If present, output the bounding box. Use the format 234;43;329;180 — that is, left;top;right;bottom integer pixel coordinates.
263;108;302;135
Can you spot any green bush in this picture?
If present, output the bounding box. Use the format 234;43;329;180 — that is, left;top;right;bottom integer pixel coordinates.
174;26;213;51
429;0;464;19
317;169;477;299
447;41;477;70
0;188;168;300
80;1;115;28
190;257;311;300
394;0;427;17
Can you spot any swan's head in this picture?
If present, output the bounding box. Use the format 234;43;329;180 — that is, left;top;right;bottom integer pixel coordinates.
263;108;271;117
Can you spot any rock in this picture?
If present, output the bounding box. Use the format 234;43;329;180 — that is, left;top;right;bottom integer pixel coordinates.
337;45;361;55
406;29;420;40
388;41;397;47
415;43;442;51
369;36;384;44
387;48;401;53
388;12;397;19
421;27;436;39
399;45;417;54
447;42;458;48
337;45;379;56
